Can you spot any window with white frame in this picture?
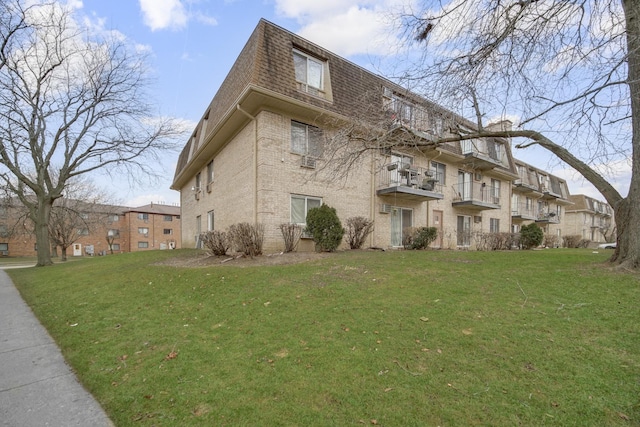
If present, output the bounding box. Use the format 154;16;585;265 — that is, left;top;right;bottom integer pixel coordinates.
138;242;149;249
163;229;173;235
138;227;149;235
490;178;501;204
164;215;173;221
291;195;322;233
78;228;89;236
138;213;148;220
293;49;325;94
111;243;120;251
291;121;323;157
108;229;119;237
206;160;214;189
207;210;214;231
430;161;446;185
490;218;500;233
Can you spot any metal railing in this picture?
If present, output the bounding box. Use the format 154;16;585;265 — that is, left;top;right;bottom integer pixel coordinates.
378;162;443;193
452;181;500;205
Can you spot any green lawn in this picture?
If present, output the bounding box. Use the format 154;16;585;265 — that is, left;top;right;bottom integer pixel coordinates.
8;249;640;426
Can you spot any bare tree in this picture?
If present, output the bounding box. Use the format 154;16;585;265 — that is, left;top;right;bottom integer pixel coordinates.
366;0;638;268
0;1;183;266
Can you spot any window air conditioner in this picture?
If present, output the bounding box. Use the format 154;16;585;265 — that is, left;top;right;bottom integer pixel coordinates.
301;156;317;169
379;204;392;214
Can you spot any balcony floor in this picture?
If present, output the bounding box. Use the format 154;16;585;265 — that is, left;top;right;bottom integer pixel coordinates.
377;186;444;202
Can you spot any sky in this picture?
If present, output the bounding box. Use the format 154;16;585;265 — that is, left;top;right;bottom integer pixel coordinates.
71;0;630;207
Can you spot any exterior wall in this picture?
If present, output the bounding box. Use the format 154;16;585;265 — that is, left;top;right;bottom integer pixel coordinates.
180;121;256;248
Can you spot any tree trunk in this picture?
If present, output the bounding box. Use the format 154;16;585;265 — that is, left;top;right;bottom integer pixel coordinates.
60;245;68;262
34;197;54;267
617;0;640;269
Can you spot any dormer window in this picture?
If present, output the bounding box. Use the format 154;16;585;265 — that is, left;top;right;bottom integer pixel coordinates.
293;49;325;96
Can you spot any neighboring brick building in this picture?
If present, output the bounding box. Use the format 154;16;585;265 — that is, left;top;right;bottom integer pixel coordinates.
171;19;610;251
0;201;181;257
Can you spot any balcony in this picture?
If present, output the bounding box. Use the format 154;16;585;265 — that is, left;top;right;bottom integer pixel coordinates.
513;171;542;194
511;205;537;221
459;138;508;171
377;162;444;202
451;182;500;210
536;211;561;224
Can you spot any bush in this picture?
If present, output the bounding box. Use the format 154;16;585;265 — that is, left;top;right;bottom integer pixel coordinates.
305;204;345;252
520;223;543;249
346;216;374;249
544;234;560;248
475;232;519;251
200;230;230;256
563;235;582;248
228;223;264;258
279;223;303;253
403;227;438;250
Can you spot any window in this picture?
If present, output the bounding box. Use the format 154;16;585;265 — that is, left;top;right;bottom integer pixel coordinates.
196;215;202;248
107;229;119;237
430;161;446;185
78;228;89;236
0;243;8;251
110;215;120;222
163;229;173;235
138;227;149;235
293;49;324;92
195;173;201;191
206;160;214;189
291;195;322;227
457;215;471;246
164;215;173;221
138;242;149;249
138;213;149;220
490;218;500;233
490;179;501;204
207;210;214;231
111;243;120;251
0;224;7;237
291;121;323;157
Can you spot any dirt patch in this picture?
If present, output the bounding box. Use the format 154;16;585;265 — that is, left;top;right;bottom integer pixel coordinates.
155;251;333;268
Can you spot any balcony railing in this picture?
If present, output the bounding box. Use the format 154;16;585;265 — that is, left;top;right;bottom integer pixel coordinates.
452;181;500;210
377;162;444;201
511;204;537;220
536;211;561;224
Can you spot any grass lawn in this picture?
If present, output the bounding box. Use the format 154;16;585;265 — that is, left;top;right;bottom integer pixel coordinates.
8;248;640;426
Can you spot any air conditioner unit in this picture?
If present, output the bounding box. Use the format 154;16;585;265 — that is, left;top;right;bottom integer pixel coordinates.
379;204;392;214
301;156;317;169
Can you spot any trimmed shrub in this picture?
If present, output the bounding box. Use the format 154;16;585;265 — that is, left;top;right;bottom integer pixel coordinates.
305;204;345;252
543;234;560;248
403;227;438;250
279;223;303;253
475;232;519;251
520;223;543;249
228;223;264;258
563;235;582;248
346;216;374;249
200;230;230;256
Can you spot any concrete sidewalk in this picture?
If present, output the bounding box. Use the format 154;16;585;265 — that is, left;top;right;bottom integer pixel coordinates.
0;269;113;427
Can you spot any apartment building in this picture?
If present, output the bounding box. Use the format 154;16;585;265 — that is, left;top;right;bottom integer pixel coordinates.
511;159;573;244
171;19;531;251
564;194;614;242
0;201;181;257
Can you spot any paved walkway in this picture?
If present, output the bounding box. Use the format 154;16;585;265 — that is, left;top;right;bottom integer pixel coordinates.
0;269;113;426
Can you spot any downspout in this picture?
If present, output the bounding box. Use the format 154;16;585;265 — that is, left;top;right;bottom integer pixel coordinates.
237;105;258;223
370;151;376;247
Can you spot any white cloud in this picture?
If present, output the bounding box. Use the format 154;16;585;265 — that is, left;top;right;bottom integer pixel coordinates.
274;0;407;57
138;0;217;31
139;0;188;31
